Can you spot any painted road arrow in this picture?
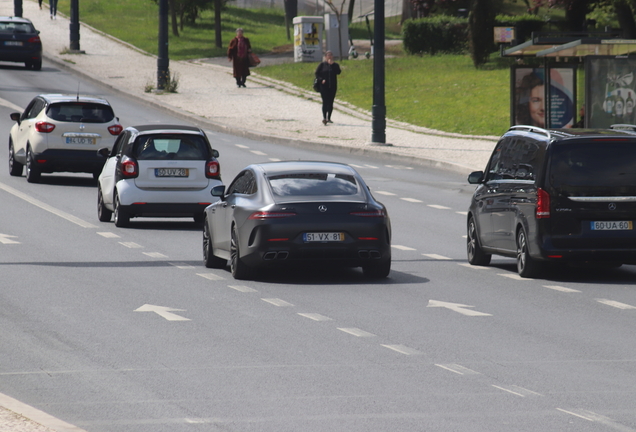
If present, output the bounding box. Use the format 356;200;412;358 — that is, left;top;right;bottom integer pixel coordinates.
427;300;492;316
134;304;190;321
0;234;20;244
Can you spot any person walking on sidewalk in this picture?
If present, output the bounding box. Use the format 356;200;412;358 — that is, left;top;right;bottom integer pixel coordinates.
38;0;43;9
49;0;58;18
227;28;251;88
315;50;341;125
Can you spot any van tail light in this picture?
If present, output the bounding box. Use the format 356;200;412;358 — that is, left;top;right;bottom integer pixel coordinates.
119;155;139;178
248;211;296;220
536;188;550;219
35;121;55;133
205;160;220;179
108;124;123;136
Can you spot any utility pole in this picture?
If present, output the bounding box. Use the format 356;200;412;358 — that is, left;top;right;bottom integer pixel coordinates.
69;0;82;52
157;0;170;90
14;0;22;17
371;0;387;144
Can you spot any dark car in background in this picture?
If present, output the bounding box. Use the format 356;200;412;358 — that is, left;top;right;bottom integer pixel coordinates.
0;16;42;70
203;161;391;280
467;125;636;278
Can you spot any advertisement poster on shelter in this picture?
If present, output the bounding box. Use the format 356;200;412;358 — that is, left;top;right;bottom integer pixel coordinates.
586;56;636;128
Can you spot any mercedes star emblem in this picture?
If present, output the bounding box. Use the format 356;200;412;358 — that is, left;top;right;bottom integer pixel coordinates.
609;203;617;211
318;205;327;212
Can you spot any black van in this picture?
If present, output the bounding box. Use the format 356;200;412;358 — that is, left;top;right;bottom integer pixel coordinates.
467;125;636;277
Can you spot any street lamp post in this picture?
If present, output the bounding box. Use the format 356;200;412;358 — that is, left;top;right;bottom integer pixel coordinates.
371;0;386;144
13;0;22;17
157;0;170;90
69;0;81;52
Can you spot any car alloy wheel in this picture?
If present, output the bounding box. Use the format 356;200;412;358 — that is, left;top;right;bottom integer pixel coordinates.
25;147;40;183
97;186;113;222
9;141;23;177
113;193;129;227
203;219;227;269
467;217;491;266
516;228;541;278
230;226;252;280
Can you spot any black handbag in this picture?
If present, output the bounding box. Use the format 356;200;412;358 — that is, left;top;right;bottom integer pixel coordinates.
313;78;321;92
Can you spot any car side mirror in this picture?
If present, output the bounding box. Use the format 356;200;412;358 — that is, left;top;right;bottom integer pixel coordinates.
97;147;111;158
467;171;484;184
212;149;219;158
211;184;226;199
10;112;20;123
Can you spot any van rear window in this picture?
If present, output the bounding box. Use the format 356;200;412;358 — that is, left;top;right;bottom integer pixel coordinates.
549;142;636;195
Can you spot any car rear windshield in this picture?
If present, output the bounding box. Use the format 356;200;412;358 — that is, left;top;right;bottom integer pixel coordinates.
133;134;210;160
268;173;360;197
0;22;35;33
549;140;636;195
47;102;115;123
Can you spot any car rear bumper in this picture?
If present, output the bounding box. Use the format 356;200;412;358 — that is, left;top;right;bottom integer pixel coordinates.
120;202;211;218
32;149;106;174
0;48;42;62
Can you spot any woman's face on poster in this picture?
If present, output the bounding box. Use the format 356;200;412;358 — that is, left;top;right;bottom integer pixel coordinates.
529;85;545;127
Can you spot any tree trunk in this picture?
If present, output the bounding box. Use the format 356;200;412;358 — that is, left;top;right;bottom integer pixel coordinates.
347;0;355;23
615;0;636;38
215;0;222;48
169;0;179;37
401;0;414;24
564;0;590;31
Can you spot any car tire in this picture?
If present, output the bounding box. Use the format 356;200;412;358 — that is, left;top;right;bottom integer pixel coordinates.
230;225;252;280
9;140;23;176
25;147;40;183
193;213;205;225
97;186;113;222
203;219;227;269
32;61;42;71
467;216;491;266
517;228;542;278
362;258;391;279
113;193;129;227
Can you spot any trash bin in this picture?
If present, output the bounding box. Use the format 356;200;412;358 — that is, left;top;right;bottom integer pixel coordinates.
293;16;323;63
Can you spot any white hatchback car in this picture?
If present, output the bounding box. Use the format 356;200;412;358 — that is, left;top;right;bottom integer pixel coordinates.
97;124;222;227
9;94;122;182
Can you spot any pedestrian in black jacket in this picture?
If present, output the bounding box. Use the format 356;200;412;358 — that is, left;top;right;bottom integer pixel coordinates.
315;51;341;125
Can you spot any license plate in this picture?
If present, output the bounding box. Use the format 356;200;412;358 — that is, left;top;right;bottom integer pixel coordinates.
303;232;345;242
590;221;633;231
4;41;23;46
155;168;188;177
66;137;96;145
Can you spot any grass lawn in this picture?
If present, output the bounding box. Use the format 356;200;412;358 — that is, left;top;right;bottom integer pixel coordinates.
54;0;523;136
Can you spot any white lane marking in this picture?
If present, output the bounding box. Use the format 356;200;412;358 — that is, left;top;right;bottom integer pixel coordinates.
597;299;636;310
498;273;532;281
236;144;249;149
492;385;525;397
228;285;257;293
0;182;97;228
262;298;293;307
392;245;416;251
385;165;413;170
97;232;120;238
427;300;492;317
0;391;89;432
556;409;635;430
338;328;376;337
298;313;332;321
143;252;168;258
401;197;423;203
428;204;451;210
375;190;396;196
544;285;581;293
269;158;281;162
458;263;490;270
364;164;378;169
423;253;451;260
197;273;225;281
0;234;20;244
135;304;190;321
456;211;468;216
169;262;195;269
435;364;480;375
250;150;267;156
0;97;25;111
381;344;421;355
119;242;143;248
348;164;364;168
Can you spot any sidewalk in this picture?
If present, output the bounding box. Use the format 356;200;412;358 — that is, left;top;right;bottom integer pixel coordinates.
0;1;497;430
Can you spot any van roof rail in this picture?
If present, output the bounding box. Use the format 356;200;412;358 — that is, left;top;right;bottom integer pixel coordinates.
508;125;551;140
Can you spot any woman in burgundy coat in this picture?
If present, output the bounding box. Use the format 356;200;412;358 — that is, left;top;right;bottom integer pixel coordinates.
227;28;252;88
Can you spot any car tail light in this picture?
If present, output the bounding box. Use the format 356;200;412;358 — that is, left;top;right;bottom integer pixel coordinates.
359;237;379;240
108;124;123;136
350;209;385;217
35;122;55;133
119;155;139;178
28;36;41;44
248;211;296;220
205;160;220;179
536;188;550;218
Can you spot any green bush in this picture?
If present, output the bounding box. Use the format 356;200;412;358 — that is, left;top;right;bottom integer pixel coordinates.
402;16;468;55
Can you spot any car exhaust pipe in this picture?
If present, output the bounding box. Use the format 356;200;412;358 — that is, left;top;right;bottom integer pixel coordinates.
370;250;381;259
263;251;277;260
277;251;289;260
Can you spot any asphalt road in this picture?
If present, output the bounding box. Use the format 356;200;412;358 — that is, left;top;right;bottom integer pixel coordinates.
1;61;636;432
